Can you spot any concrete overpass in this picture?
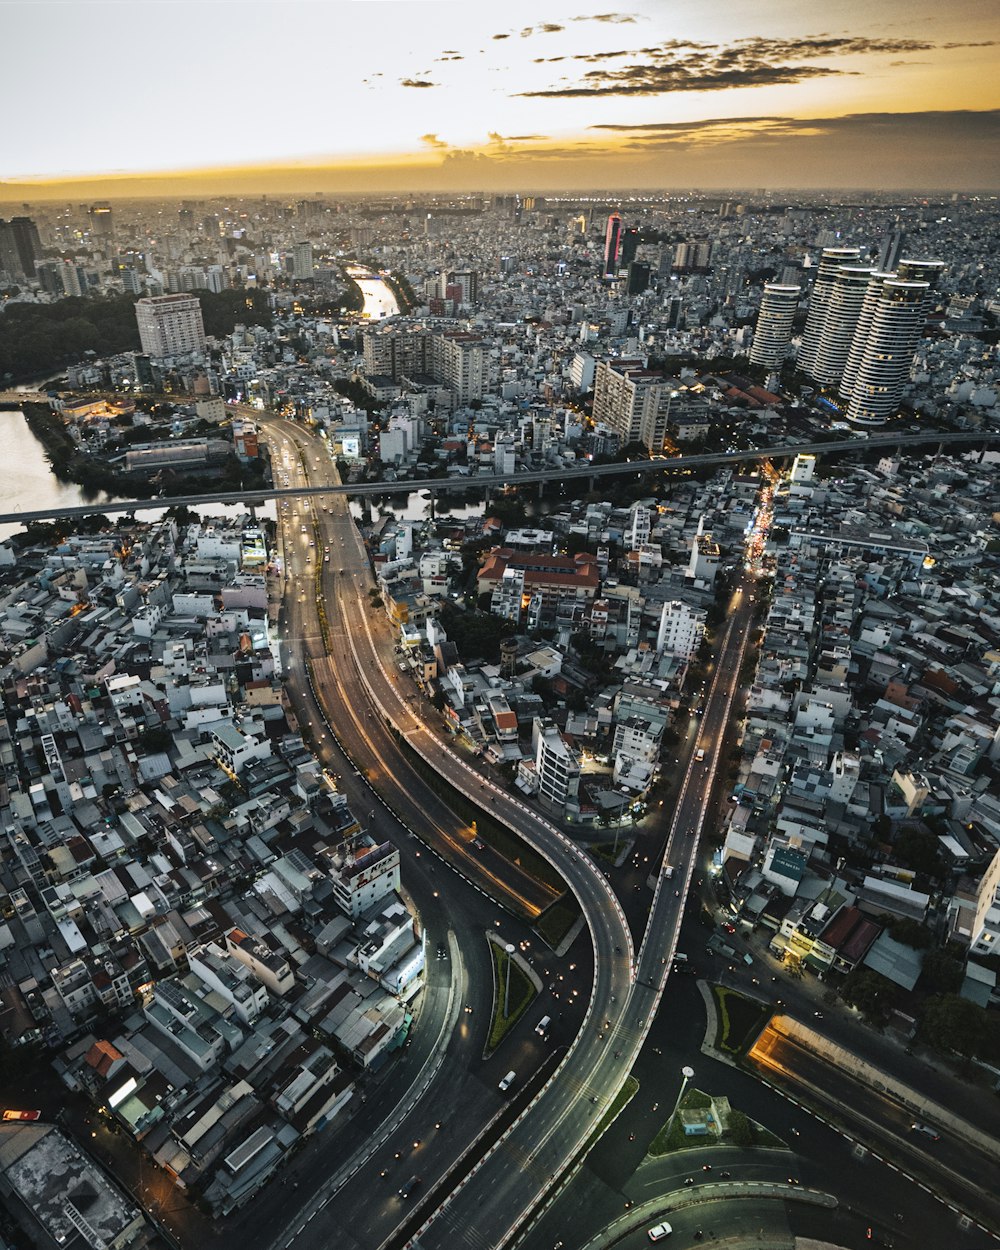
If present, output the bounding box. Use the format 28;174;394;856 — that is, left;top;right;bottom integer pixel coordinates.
0;429;996;527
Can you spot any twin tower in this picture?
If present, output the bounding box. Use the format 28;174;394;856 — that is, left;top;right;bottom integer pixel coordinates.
750;247;944;426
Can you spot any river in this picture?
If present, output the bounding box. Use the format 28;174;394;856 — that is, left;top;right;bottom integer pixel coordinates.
345;265;400;321
0;409;275;544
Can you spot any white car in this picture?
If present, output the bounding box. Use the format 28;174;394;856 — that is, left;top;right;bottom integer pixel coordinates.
647;1224;673;1241
499;1071;516;1092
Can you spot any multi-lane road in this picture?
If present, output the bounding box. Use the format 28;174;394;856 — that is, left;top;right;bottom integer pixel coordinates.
256;416;759;1250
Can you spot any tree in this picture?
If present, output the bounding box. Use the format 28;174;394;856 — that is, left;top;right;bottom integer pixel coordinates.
886;916;935;950
919;950;964;996
841;967;897;1024
920;994;988;1058
728;1109;754;1147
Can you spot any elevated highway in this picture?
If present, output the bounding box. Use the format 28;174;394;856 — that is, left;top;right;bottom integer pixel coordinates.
0;429;996;527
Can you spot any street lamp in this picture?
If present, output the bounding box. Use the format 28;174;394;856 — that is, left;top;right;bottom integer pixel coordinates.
667;1065;695;1136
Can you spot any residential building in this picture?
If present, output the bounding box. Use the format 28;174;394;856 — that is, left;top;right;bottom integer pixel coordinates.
796;246;862;377
532;718;581;813
749;284;800;369
135;293;206;358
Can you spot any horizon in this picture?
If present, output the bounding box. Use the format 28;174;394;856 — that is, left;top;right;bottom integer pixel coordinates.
4;0;1000;199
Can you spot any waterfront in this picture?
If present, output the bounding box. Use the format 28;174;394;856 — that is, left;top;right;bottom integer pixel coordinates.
0;409;274;543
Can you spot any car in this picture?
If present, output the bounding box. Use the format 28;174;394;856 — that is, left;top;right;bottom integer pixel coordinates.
2;1110;40;1122
694;747;705;762
647;1224;673;1241
499;1070;516;1092
722;922;736;935
911;1122;940;1141
398;1175;421;1199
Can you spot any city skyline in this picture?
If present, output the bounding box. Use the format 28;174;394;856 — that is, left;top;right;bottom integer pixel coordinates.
3;0;1000;200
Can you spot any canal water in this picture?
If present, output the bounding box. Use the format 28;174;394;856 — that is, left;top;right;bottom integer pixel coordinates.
0;409;276;544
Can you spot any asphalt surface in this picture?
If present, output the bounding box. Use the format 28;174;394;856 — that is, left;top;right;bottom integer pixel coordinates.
520;959;998;1250
257;420;634;1250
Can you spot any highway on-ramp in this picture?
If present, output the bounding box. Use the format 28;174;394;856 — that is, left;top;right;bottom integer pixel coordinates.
261;417;758;1250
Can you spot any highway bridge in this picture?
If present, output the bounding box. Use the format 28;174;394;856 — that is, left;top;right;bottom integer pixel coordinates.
0;429;996;528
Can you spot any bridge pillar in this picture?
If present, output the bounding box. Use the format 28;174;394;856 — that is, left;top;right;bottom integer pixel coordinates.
589;475;596;493
537;481;544;500
428;492;436;520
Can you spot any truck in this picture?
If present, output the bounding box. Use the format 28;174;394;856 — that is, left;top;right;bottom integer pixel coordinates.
705;934;737;959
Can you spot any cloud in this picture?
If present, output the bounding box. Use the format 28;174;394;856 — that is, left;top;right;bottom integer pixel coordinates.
420;134;449;150
486;131;548;152
572;12;640;22
589;108;1000;153
518;34;938;98
519;23;565;37
400;78;438;89
492;33;509;40
435;54;464;62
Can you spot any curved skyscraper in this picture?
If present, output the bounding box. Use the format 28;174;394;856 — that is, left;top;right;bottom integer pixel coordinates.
845;279;930;426
839;271;896;401
808;266;874;387
796;246;861;377
749;284;800;369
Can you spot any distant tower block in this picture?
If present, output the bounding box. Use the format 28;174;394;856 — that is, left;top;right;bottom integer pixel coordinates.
603;212;622;278
749;284;800;369
500;638;519;680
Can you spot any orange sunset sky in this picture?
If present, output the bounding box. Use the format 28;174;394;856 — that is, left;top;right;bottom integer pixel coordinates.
3;0;999;199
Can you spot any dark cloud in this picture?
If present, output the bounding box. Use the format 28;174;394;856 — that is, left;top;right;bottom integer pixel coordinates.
588;109;1000;152
492;33;509;40
487;131;548;147
520;23;565;37
518;34;940;98
574;49;631;62
941;40;998;49
401;78;438;89
420;134;449;149
572;12;639;22
592;115;784;133
435;54;464;62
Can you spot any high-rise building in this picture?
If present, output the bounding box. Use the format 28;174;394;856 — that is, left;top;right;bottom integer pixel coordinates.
447;269;478;306
134;293;206;359
619;226;640;270
0;216;41;279
876;229;906;274
430;330;484;404
838;271;895;401
89;202;114;240
603;212;622;278
896;258;945;312
836;257;943;425
292;241;314;280
807;265;874;387
749;284;800;369
625;261;650;296
844;279;930;426
796;246;861;377
592;358;674;452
